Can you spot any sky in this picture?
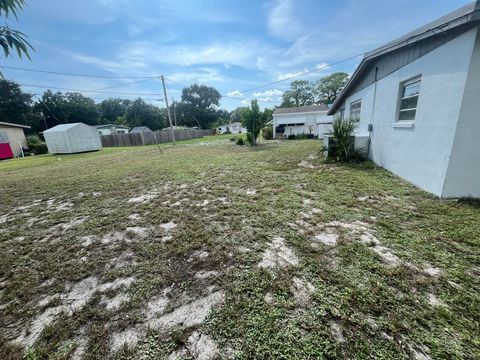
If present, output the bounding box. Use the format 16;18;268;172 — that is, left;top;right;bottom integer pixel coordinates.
1;0;472;110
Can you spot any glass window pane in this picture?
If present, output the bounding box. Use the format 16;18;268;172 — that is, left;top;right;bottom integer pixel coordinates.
400;95;418;110
399;109;416;121
402;80;420;97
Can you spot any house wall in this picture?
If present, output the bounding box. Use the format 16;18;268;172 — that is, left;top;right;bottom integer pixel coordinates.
97;128;112;136
333;27;478;196
442;27;480;197
273;112;331;138
0;126;27;156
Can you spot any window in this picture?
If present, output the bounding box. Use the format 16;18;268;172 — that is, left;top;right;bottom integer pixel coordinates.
339;108;345;120
350;100;361;121
398;77;421;121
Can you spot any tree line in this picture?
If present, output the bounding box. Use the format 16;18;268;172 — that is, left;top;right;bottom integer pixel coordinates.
0;80;232;134
0;71;348;135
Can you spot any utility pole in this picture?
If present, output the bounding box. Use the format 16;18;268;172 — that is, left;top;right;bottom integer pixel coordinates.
160;75;176;145
173;98;178;128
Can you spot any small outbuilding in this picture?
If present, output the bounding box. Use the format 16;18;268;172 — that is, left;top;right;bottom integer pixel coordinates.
44;123;102;154
95;124;130;135
0;121;31;158
217;122;246;134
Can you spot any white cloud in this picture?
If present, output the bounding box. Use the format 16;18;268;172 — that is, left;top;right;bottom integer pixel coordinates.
168;68;224;84
227;90;243;97
267;0;303;41
241;99;251;105
252;89;283;97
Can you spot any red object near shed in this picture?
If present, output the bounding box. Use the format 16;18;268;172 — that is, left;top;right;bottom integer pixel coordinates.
0;142;14;160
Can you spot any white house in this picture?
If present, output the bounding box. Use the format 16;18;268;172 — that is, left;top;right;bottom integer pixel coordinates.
95;124;130;136
44;123;102;154
328;1;480;198
273;105;332;139
217;122;246;134
0;121;30;157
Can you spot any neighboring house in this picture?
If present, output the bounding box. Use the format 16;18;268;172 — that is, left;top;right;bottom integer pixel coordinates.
44;123;102;154
130;126;152;133
328;1;480;198
217;122;247;134
0;121;30;157
273;105;332;139
95;124;130;135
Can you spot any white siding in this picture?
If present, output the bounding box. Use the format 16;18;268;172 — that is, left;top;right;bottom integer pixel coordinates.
443;28;480;197
273;111;332;138
334;27;478;197
44;123;102;154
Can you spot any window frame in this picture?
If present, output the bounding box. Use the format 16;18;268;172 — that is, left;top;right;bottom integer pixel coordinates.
349;100;362;122
397;76;421;122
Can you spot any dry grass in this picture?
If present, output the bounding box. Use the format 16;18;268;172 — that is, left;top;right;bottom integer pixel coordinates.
0;138;479;359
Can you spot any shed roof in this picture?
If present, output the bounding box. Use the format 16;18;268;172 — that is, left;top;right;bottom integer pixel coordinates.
0;121;31;129
95;124;130;129
273;104;329;115
131;126;152;133
329;0;480;114
44;123;83;133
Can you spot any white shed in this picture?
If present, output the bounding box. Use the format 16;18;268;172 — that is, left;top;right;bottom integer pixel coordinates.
44;123;102;154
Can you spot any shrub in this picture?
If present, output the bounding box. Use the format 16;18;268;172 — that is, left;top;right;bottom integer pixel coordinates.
328;117;365;162
287;134;296;140
26;135;48;155
236;137;245;146
262;126;273;140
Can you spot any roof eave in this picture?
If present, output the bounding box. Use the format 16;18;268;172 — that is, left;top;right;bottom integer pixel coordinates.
328;4;480;115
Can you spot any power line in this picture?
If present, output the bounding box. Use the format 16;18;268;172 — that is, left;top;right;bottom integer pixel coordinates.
18;83;163;96
164;77;281;103
0;65;158;79
237;53;364;93
91;77;158;91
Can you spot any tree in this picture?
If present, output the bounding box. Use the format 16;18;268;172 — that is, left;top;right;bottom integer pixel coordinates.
0;0;34;77
314;72;349;105
34;91;100;126
280;80;315;108
241;100;268;146
0;79;32;123
64;92;100;125
126;98;165;130
100;98;131;124
178;84;221;129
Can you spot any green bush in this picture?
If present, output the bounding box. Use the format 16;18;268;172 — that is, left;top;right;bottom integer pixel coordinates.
26;135;48;155
287;134;296;140
236;137;245;146
262;126;273;140
328;117;365;162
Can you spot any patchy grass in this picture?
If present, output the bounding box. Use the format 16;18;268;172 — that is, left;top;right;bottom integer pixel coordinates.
0;139;478;359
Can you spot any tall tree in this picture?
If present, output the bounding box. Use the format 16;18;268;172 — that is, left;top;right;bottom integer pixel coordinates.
314;72;349;105
178;84;221;129
100;98;131;124
280;80;315;108
0;79;32;123
34;91;100;126
126;98;165;130
0;0;34;77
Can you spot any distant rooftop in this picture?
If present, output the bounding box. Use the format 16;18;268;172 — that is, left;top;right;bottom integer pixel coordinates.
95;124;130;129
273;104;329;115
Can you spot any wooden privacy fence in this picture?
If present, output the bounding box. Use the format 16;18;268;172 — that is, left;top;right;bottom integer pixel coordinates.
100;129;215;147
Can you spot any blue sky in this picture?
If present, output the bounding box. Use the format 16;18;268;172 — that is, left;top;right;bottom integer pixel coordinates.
2;0;472;110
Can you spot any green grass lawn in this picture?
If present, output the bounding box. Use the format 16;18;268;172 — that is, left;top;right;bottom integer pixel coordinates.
0;139;478;359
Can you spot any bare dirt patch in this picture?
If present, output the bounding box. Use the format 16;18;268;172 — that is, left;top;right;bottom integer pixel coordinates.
258;236;299;269
291;277;315;306
186;331;219;360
